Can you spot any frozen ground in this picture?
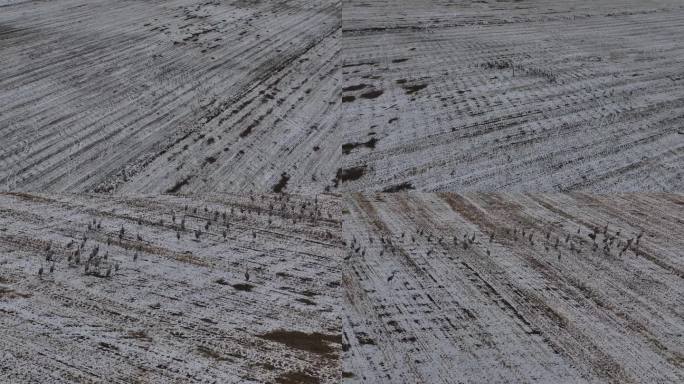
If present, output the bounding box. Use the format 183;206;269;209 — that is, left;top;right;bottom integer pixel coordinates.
0;192;342;383
0;0;340;194
340;0;684;192
343;193;683;383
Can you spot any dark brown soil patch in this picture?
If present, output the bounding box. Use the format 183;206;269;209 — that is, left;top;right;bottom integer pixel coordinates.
342;84;367;92
403;83;427;94
334;166;366;187
272;172;290;193
99;342;119;351
166;176;191;193
0;287;31;299
342;61;377;68
275;370;320;384
296;298;316;306
232;283;254;292
359;89;384;99
382;182;415;192
341;138;378;154
258;329;341;356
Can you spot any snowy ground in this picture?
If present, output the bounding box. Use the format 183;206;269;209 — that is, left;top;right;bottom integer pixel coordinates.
2;0;683;194
2;1;684;382
340;0;684;192
0;0;341;194
0;192;342;383
343;193;683;383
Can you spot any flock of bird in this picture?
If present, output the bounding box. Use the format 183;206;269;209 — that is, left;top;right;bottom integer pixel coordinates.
34;194;332;282
345;220;646;282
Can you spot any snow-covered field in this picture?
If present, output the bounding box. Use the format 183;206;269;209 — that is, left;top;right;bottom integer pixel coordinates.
340;0;684;192
343;193;683;383
0;0;341;194
0;193;342;383
2;1;684;382
2;0;683;193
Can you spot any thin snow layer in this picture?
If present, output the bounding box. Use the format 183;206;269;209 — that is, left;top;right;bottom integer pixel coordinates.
340;0;684;192
342;192;683;383
0;0;341;194
0;192;342;383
